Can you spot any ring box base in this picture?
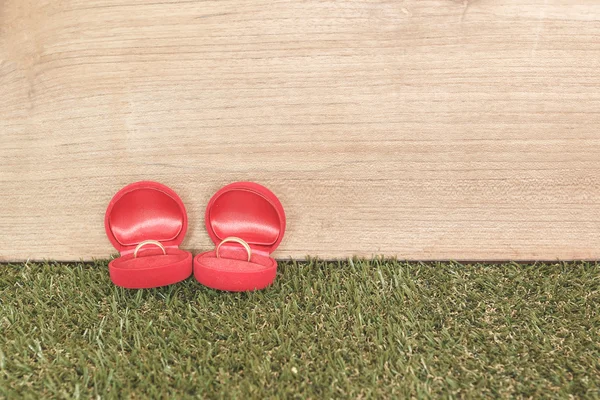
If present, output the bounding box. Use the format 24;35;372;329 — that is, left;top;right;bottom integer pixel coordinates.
109;248;192;289
194;250;277;292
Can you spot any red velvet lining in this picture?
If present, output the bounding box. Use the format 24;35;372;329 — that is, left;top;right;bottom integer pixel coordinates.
109;188;183;246
210;190;279;245
111;248;190;270
206;182;286;254
196;251;276;272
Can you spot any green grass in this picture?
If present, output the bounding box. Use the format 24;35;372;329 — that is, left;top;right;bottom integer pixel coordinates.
1;260;599;399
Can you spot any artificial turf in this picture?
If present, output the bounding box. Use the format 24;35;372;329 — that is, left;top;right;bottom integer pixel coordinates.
0;260;599;399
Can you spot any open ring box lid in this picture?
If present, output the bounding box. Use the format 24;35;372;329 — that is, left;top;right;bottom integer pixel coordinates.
105;181;193;289
194;182;286;292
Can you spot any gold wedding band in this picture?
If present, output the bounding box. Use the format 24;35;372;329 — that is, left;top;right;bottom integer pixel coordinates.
216;237;252;262
134;240;167;258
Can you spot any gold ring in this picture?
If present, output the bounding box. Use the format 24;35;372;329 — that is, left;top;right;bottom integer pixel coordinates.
216;237;252;262
134;240;166;258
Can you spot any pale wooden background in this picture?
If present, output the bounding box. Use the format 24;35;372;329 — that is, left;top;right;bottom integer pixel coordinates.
1;0;599;261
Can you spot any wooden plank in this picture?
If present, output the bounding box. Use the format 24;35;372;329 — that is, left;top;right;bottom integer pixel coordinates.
1;0;599;261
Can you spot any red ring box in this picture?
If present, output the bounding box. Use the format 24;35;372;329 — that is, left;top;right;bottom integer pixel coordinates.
104;181;193;289
194;182;286;292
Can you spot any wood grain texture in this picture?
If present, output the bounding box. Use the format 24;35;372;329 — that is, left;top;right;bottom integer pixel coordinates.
1;0;600;261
